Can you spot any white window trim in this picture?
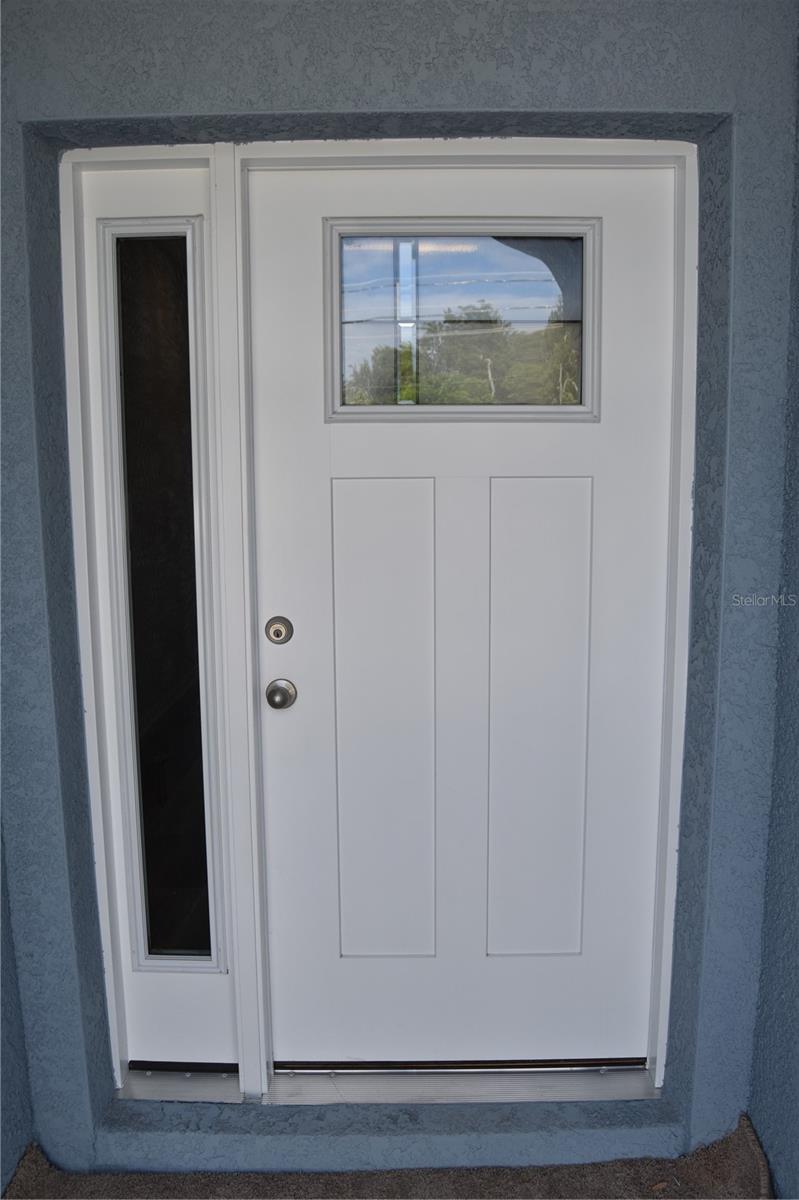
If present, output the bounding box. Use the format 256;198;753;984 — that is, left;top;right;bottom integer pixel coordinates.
61;136;697;1102
324;215;601;421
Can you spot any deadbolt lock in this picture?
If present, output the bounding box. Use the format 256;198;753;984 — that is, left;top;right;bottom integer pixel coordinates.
265;616;294;644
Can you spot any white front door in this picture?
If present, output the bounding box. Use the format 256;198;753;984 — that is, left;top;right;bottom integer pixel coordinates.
248;145;679;1064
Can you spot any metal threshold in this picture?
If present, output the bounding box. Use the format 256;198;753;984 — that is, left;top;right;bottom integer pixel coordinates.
266;1064;658;1105
117;1059;659;1105
118;1068;243;1103
274;1057;646;1073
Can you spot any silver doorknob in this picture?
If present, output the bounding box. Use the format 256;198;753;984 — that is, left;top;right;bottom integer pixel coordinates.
265;679;297;709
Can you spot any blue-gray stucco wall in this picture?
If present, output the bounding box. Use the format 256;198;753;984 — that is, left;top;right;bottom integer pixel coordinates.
749;94;799;1200
2;848;33;1192
1;0;797;1186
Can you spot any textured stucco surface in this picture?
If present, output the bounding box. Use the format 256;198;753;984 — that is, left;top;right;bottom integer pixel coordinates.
1;850;33;1192
1;0;797;1180
749;101;799;1200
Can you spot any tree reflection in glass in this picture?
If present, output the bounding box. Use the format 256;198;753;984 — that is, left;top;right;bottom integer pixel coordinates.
341;235;582;406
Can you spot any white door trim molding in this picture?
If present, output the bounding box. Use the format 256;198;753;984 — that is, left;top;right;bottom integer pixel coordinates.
646;150;698;1085
211;143;272;1097
61;136;697;1099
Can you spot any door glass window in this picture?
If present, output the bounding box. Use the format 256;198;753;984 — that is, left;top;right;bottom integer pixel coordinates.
117;236;212;958
340;235;583;407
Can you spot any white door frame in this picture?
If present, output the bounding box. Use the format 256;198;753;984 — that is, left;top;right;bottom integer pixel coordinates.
61;137;697;1100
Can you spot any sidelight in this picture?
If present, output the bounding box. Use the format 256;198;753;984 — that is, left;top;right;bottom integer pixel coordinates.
117;236;212;959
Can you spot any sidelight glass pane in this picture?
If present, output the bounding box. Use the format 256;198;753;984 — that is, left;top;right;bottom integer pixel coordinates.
117;236;212;958
340;235;583;407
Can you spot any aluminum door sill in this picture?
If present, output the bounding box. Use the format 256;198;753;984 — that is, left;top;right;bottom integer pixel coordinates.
118;1069;244;1103
117;1067;658;1105
264;1067;658;1105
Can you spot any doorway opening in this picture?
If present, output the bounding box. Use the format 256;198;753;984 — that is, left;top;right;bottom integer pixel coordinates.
60;137;697;1102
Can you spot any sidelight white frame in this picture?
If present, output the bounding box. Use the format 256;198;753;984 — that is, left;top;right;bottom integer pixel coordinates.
61;147;270;1095
61;137;697;1101
95;214;228;974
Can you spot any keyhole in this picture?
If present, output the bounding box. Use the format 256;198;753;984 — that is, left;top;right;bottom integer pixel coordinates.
266;616;294;644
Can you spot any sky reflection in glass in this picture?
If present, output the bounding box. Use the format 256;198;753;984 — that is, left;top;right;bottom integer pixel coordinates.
341;235;583;406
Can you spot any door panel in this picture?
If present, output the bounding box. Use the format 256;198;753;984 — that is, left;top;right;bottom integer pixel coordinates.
333;478;436;957
249;161;674;1061
487;476;591;956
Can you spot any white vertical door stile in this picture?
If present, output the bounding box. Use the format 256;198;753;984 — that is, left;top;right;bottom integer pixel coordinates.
246;147;680;1062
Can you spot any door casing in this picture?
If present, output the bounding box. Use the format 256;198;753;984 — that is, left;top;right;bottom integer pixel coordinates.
60;137;698;1101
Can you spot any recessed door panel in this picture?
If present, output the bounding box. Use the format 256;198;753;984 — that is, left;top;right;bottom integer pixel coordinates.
333;477;436;957
487;476;591;956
